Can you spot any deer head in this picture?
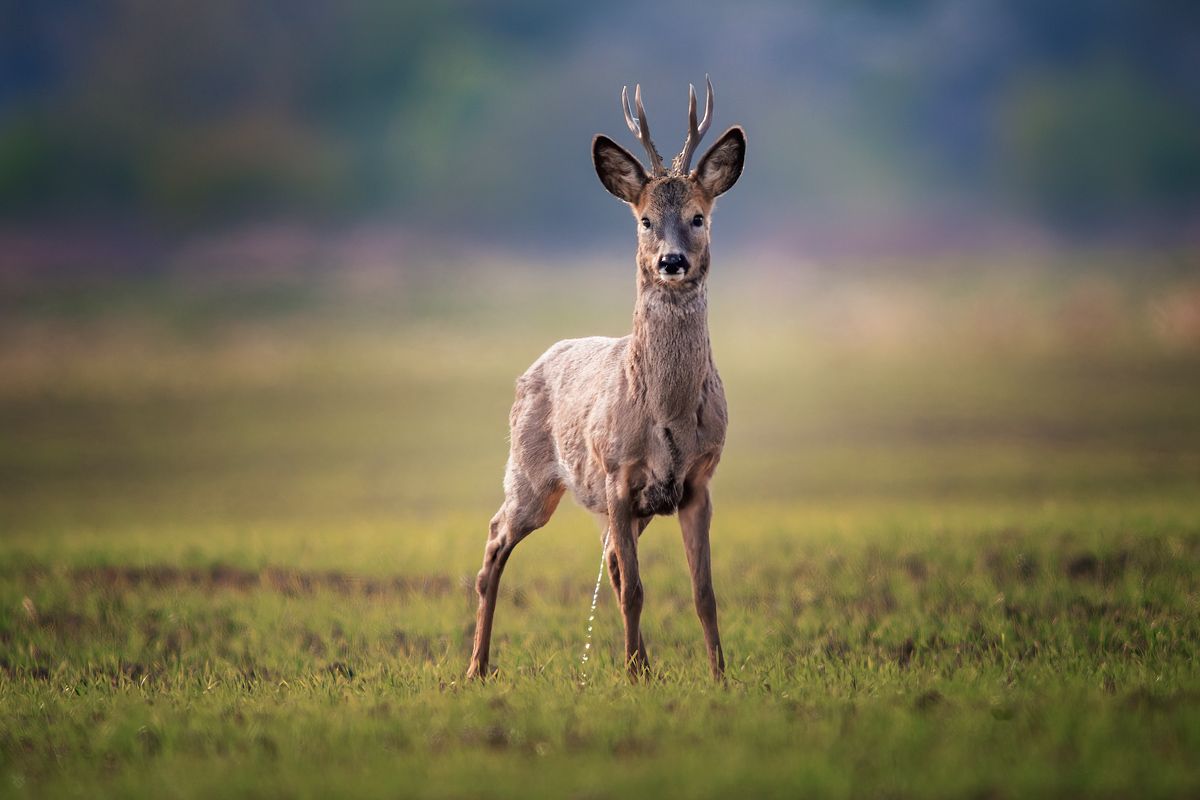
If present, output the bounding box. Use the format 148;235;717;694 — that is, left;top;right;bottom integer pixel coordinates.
593;77;746;288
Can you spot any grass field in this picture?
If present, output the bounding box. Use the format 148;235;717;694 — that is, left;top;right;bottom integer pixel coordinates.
2;256;1200;797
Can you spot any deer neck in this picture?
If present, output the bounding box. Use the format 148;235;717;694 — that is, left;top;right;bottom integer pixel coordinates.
627;278;713;423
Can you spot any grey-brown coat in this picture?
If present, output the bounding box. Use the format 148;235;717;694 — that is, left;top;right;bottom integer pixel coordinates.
467;80;746;680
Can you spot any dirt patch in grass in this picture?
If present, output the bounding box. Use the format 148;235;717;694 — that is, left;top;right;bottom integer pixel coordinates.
20;564;457;599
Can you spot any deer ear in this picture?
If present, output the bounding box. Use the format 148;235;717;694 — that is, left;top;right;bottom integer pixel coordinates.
695;126;745;198
593;135;647;204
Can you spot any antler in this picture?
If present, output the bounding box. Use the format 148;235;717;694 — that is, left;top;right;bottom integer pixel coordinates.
622;84;666;176
674;75;714;175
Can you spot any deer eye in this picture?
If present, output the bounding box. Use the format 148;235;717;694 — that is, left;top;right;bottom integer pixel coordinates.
640;217;652;229
692;214;705;227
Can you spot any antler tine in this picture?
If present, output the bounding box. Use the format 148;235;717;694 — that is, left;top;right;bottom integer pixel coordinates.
698;74;714;138
621;85;638;136
676;75;714;174
621;83;665;175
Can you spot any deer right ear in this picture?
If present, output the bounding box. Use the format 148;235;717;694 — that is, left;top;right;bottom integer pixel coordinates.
695;126;746;198
593;135;647;204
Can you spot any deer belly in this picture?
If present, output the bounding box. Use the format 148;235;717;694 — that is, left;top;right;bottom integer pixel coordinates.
557;459;607;515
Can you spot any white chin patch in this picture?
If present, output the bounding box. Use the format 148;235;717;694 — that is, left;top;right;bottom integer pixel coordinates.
658;270;688;283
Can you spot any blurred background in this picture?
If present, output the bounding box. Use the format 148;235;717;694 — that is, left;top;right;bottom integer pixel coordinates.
1;0;1199;538
4;0;1200;256
5;8;1200;793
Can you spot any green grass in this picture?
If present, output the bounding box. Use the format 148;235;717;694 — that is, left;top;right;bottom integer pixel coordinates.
2;262;1199;798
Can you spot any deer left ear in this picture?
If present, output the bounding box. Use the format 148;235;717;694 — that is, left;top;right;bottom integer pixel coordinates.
593;135;648;204
695;126;746;198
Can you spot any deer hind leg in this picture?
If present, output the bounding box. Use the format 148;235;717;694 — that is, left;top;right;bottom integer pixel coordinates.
467;469;563;680
605;517;651;670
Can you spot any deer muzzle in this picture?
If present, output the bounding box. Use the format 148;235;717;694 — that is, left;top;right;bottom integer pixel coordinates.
658;253;689;279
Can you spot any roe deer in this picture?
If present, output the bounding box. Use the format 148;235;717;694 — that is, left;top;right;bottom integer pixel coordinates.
466;78;745;680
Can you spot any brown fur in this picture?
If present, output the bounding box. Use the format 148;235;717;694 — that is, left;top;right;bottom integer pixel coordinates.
466;90;746;681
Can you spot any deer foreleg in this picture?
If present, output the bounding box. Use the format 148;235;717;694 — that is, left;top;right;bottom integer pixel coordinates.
678;485;724;679
605;517;652;669
606;475;647;678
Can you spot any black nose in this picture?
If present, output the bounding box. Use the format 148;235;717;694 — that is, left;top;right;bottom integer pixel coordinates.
658;253;688;274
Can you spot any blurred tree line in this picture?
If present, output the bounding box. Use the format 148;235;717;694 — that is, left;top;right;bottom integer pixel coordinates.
1;0;1198;242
